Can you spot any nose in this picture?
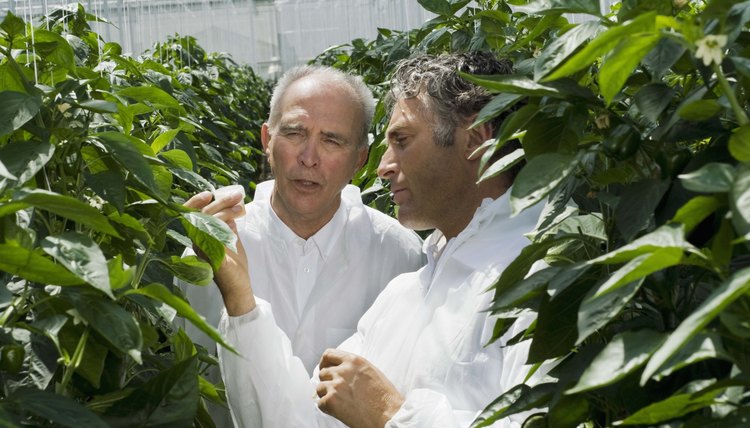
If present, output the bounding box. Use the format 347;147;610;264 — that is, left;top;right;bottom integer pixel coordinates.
298;138;320;168
377;143;398;180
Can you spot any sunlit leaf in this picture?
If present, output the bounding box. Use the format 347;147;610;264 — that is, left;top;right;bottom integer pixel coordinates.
677;99;723;121
679;162;735;193
0;91;42;137
511;153;577;215
671;195;723;233
41;232;113;299
0;244;83;285
729;165;750;238
180;211;236;272
729;124;750;162
600;32;660;105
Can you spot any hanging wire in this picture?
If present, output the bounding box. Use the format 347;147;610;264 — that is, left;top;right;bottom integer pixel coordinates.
25;0;39;84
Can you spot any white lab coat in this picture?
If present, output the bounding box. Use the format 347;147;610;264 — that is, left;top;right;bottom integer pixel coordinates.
219;192;546;427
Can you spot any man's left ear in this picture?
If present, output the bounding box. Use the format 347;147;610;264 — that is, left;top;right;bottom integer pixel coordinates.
465;117;493;160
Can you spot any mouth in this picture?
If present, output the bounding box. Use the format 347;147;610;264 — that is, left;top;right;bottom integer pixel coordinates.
292;179;321;190
390;187;407;204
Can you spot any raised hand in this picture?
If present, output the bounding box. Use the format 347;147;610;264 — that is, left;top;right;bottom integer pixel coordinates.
184;190;256;316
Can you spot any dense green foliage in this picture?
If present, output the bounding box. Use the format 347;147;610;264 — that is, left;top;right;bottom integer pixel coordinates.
4;0;750;427
0;5;269;426
320;0;750;426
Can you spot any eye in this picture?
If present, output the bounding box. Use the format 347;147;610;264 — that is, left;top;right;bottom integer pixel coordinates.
324;138;342;146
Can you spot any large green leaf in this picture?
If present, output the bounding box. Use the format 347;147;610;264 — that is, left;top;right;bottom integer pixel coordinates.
117;86;184;113
124;283;236;353
10;387;108;428
614;178;670;242
162;255;214;286
103;355;199;427
729;165;750;238
417;0;452;15
590;223;689;264
576;278;643;345
67;294;143;364
510;153;577;215
528;280;588;363
0;244;83;285
652;332;730;381
599;32;661;105
93;131;161;199
0;189;120;238
641;267;750;384
31;29;75;71
534;20;604;80
180;212;236;272
567;329;665;394
545;12;659;81
41;232;113;299
1;12;26;39
0;139;54;186
677;99;723;122
0;91;42;137
679;162;735;193
591;248;683;299
619;382;721;425
671;195;723;234
463;73;592;99
478;148;525;183
472;385;528;428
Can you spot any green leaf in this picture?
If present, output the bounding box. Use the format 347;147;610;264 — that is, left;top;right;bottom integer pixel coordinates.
545;12;658;81
160;149;193;170
600;32;661;105
1;12;26;39
0;91;42;137
32;30;75;71
463;73;591;99
652;332;729;381
77;99;119;113
93;131;161;198
104;355;199;427
417;0;452;15
510;153;577;216
151;129;180;153
614;178;670;242
0;189;120;238
577;279;643;345
634;83;675;122
163;255;213;286
124;283;236;353
180;212;236;272
590;223;689;264
513;0;602;15
592;248;683;299
641;267;750;384
10;387;108;428
679;162;735;193
730;165;750;238
473;93;524;128
41;232;113;299
534;20;604;80
68;294;143;364
677;99;723;121
618;384;721;425
729;124;750;162
671;195;723;234
0;139;54;186
478;148;524;183
472;385;528;428
567;330;665;394
528;280;588;363
117;86;183;113
0;244;84;286
0;62;26;92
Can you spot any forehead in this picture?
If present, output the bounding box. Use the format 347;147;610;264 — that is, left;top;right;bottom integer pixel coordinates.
387;97;432;133
276;76;362;133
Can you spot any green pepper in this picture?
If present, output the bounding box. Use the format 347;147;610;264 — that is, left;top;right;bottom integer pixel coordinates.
602;124;641;161
0;344;25;374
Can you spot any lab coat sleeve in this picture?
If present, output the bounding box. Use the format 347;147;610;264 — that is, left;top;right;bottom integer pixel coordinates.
217;298;347;428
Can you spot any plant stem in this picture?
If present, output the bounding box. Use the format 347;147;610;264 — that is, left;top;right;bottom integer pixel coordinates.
58;326;89;393
714;62;749;126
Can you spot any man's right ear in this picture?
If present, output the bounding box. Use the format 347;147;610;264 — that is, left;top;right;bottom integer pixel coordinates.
261;123;271;154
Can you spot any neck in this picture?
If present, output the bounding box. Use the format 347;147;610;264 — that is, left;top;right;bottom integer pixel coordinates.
439;175;511;240
270;196;340;240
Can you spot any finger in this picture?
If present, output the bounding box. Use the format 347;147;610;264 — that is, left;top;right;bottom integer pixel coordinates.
318;367;333;382
203;192;245;216
319;348;347;369
315;382;327;399
184;191;212;209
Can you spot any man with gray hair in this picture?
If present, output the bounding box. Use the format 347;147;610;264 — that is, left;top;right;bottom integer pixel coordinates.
180;65;424;422
198;52;547;427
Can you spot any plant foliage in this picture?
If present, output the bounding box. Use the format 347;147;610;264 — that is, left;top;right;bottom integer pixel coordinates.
0;4;269;426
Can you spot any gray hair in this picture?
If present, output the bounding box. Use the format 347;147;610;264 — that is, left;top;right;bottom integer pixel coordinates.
386;51;514;147
268;65;375;147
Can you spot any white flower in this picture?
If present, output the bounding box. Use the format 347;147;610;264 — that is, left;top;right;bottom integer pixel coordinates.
695;35;728;67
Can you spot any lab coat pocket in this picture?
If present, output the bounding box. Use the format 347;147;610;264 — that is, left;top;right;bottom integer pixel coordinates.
326;327;356;348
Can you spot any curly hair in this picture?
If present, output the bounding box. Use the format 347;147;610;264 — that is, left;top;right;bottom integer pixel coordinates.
386;51;524;180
